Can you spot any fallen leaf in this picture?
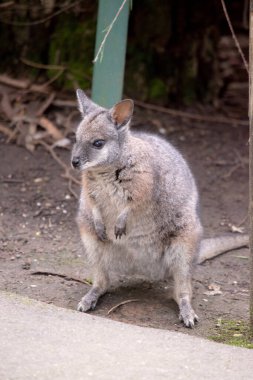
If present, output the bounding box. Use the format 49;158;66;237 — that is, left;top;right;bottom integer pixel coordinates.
204;283;222;296
52;138;71;148
228;223;244;234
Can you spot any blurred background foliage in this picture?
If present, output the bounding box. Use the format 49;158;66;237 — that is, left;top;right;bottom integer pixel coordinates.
0;0;249;105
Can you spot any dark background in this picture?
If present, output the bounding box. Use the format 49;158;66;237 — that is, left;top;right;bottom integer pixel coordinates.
0;0;249;106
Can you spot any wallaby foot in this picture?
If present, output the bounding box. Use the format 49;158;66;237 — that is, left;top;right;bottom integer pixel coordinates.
179;298;198;328
77;287;101;312
77;269;109;312
167;231;201;328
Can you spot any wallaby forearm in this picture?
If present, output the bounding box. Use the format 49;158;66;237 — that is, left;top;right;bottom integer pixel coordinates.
115;206;129;239
91;205;107;241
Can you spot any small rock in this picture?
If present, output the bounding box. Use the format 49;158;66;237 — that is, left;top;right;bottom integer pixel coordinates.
22;262;31;270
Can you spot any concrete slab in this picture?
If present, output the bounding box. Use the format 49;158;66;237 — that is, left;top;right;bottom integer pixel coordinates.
0;291;252;380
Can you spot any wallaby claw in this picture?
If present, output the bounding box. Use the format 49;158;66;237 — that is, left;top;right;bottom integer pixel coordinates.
95;223;108;242
179;311;199;328
77;293;98;312
114;225;126;239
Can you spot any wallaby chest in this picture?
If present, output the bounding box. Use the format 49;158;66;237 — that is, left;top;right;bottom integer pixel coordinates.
85;171;130;214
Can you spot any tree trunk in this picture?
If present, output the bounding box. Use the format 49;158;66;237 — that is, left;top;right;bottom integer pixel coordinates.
249;0;253;334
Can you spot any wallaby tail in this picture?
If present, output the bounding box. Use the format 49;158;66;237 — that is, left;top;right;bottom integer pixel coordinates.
197;234;249;264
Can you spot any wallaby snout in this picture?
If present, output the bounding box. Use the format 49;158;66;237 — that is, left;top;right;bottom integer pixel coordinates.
72;156;81;169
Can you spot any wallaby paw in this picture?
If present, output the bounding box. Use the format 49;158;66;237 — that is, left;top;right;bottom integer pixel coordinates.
179;310;199;328
77;296;97;312
95;223;107;242
114;224;126;239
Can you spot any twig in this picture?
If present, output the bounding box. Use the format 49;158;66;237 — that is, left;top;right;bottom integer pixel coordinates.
0;1;81;26
0;74;29;89
1;178;23;184
66;176;79;199
36;140;80;199
0;123;13;138
62;170;80;186
6;124;19;143
52;97;249;126
42;69;65;87
93;0;129;63
223;162;241;179
36;93;55;117
53;99;77;108
223;148;248;179
134;99;249;126
21;57;66;71
20;59;66;87
31;270;91;286
238;213;249;227
107;299;140;315
0;1;14;9
38;116;64;140
220;0;249;74
0;74;49;94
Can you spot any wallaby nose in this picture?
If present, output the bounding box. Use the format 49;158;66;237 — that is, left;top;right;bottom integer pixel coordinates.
72;156;80;168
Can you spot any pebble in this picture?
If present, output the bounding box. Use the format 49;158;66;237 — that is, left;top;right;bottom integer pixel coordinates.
22;262;31;270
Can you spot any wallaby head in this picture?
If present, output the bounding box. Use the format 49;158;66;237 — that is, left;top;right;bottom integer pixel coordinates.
71;89;134;171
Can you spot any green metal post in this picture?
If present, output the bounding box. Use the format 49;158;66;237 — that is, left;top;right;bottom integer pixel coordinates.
92;0;130;108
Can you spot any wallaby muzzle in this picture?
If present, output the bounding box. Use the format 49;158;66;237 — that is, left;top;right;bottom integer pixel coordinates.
72;156;81;169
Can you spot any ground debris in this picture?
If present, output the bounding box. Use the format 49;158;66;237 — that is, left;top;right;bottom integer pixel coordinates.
203;283;223;296
107;299;140;315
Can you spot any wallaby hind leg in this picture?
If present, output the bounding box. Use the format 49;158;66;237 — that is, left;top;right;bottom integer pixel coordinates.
77;267;109;312
166;232;200;328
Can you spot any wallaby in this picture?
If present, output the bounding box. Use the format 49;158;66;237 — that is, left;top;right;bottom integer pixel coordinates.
71;89;248;328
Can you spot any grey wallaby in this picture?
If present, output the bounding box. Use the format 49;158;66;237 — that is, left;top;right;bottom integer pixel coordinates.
71;89;248;328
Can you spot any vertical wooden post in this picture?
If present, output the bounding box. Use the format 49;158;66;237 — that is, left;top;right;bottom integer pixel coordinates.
249;0;253;333
92;0;130;108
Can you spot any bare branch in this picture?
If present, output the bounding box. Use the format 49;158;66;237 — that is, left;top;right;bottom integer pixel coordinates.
220;0;249;74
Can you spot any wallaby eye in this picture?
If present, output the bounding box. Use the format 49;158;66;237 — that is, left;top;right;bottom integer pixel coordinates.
92;139;105;149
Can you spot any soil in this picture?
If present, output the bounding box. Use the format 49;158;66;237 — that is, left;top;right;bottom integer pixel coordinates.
0;103;250;340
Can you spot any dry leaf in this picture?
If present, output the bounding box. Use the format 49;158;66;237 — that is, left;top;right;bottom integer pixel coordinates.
52;138;71;148
38;116;64;140
228;223;244;234
204;283;222;296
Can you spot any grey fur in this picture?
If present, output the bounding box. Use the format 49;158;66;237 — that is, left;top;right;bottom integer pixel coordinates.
72;90;248;328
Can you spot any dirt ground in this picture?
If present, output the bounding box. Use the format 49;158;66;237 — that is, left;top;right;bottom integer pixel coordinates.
0;99;250;340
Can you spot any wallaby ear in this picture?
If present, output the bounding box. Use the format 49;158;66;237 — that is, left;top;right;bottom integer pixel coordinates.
76;89;97;116
109;99;134;129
